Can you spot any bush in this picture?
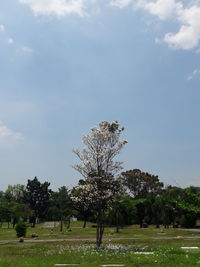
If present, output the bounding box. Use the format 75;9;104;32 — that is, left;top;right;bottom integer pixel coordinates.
15;222;27;237
180;213;196;228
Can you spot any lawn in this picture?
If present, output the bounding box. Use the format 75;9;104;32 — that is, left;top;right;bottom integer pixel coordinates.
1;222;200;266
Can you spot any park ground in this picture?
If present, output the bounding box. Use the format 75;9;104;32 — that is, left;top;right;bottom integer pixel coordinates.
1;222;200;266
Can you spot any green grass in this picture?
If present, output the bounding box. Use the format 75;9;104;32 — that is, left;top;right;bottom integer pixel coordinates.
1;241;200;266
1;222;199;240
1;223;200;266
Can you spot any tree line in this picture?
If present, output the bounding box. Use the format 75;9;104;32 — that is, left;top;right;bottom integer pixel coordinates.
0;174;199;230
0;121;199;247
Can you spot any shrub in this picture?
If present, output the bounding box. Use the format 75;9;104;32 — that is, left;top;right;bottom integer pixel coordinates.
15;222;27;237
180;213;196;228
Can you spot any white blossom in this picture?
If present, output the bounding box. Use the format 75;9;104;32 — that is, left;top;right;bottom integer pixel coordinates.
72;121;127;178
72;121;127;247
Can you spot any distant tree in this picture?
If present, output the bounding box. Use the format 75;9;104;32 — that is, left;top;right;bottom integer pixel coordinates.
9;202;32;228
121;169;164;199
108;196;137;232
0;201;12;228
0;191;5;201
71;179;93;228
161;186;183;227
150;186;200;228
177;187;200;228
150;196;164;228
72;121;127;247
5;184;25;203
48;187;73;232
135;199;147;228
24;177;52;227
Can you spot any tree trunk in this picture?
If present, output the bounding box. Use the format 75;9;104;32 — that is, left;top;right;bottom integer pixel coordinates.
116;224;119;233
96;221;100;247
99;223;104;246
96;215;104;248
60;218;63;232
12;218;17;229
83;220;87;228
31;216;36;228
67;218;71;229
32;219;36;228
116;211;119;233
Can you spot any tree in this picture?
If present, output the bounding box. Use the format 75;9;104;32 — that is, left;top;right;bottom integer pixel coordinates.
71;179;93;228
24;177;52;227
0;191;6;202
5;184;25;203
72;121;127;247
0;201;12;228
108;196;137;232
135;199;147;228
9;202;32;228
121;169;163;199
48;187;73;232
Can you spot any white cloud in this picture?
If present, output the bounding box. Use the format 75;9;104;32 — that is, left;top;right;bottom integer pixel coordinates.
163;5;200;50
137;0;182;20
0;122;22;143
17;0;200;51
110;0;200;50
19;0;95;17
138;1;200;50
187;68;200;80
110;0;134;8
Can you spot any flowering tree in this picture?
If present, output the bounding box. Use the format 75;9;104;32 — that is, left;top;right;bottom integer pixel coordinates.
72;121;127;247
71;180;93;228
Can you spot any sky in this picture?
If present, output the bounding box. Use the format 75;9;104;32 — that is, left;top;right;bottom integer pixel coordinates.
1;0;200;190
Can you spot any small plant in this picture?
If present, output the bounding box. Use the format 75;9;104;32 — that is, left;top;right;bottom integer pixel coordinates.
15;222;27;238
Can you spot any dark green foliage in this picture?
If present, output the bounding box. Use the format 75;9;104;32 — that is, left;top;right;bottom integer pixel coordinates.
0;202;12;224
1;173;200;231
47;186;73;232
121;169;164;199
108;197;137;227
24;177;52;227
180;213;197;228
135;199;147;227
15;222;27;237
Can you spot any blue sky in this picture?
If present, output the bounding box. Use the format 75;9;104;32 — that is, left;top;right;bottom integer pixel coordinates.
1;0;200;190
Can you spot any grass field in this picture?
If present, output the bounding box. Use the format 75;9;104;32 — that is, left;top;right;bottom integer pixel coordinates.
1;222;200;266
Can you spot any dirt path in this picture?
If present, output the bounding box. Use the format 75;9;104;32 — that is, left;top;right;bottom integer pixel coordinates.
1;235;200;245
